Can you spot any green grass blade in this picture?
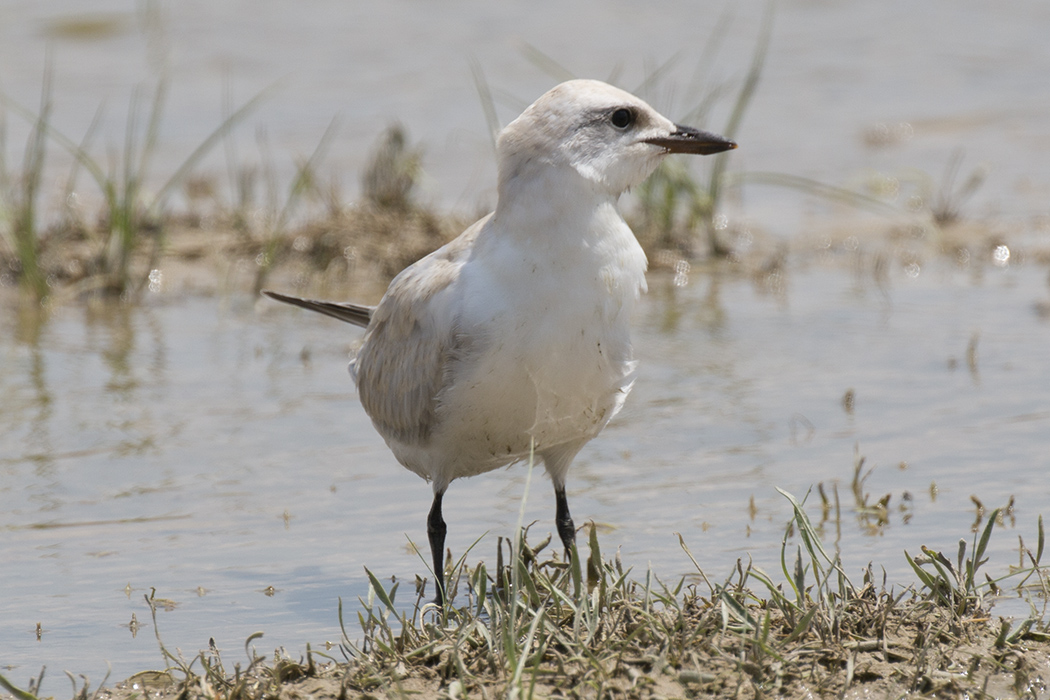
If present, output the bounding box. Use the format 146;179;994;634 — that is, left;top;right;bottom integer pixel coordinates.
6;54;55;299
518;42;576;84
0;672;41;700
138;74;169;184
722;0;772;142
682;3;735;114
778;528;801;604
717;586;757;632
706;0;772;208
470;60;501;153
0;90;108;190
630;52;682;100
782;605;818;644
725;171;901;215
244;631;265;662
122;83;141;221
569;540;582;601
922;548;958;600
777;487;851;591
517;557;540;608
364;567;398;613
905;550;949;606
586;523;602;592
676;532;715;594
153;81;276;207
974;508;1000;566
473;562;489;618
1038;515;1045;565
61;102;103;215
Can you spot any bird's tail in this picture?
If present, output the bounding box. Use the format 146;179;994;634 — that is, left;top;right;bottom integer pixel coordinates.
262;290;374;328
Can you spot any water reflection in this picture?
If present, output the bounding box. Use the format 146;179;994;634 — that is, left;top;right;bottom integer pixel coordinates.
654;268;717;337
23;327;53;471
93;302;141;396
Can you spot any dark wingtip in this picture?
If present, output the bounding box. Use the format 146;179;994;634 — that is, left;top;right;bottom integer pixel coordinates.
262;289;373;328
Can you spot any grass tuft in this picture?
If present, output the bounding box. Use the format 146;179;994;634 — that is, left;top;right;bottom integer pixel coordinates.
0;56;55;301
361;124;423;214
3;486;1047;699
0;69;269;299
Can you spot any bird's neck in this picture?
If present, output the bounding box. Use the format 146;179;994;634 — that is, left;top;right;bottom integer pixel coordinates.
480;165;647;301
492;165;618;248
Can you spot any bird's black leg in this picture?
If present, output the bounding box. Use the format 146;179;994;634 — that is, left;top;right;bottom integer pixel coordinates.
427;489;447;606
554;485;576;559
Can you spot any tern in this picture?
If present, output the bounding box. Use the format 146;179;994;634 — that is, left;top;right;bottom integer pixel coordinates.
265;79;736;605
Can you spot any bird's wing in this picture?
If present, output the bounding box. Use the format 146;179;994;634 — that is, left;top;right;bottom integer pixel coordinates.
262;290;373;328
354;216;489;449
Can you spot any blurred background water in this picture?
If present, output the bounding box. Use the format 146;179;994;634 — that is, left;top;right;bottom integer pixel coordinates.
0;0;1048;225
1;0;1049;693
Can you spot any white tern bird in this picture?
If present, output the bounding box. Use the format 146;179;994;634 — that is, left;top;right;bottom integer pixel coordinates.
264;79;736;605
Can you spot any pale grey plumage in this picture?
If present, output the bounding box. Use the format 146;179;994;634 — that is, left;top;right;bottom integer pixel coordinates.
351;218;484;447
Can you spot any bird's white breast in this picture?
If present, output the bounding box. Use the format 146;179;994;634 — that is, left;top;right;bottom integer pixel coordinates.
423;201;647;486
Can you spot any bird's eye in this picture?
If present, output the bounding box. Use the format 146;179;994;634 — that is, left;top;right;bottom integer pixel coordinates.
610;108;633;129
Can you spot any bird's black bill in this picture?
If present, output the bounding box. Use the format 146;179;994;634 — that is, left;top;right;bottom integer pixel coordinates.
644;124;737;155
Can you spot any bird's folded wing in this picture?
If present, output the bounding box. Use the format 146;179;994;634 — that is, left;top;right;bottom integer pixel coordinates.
354;216;488;449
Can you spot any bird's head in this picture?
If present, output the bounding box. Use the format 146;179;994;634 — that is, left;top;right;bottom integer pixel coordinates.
496;79;737;198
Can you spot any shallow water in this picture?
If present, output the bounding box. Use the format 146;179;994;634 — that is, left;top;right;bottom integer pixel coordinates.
3;251;1050;688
